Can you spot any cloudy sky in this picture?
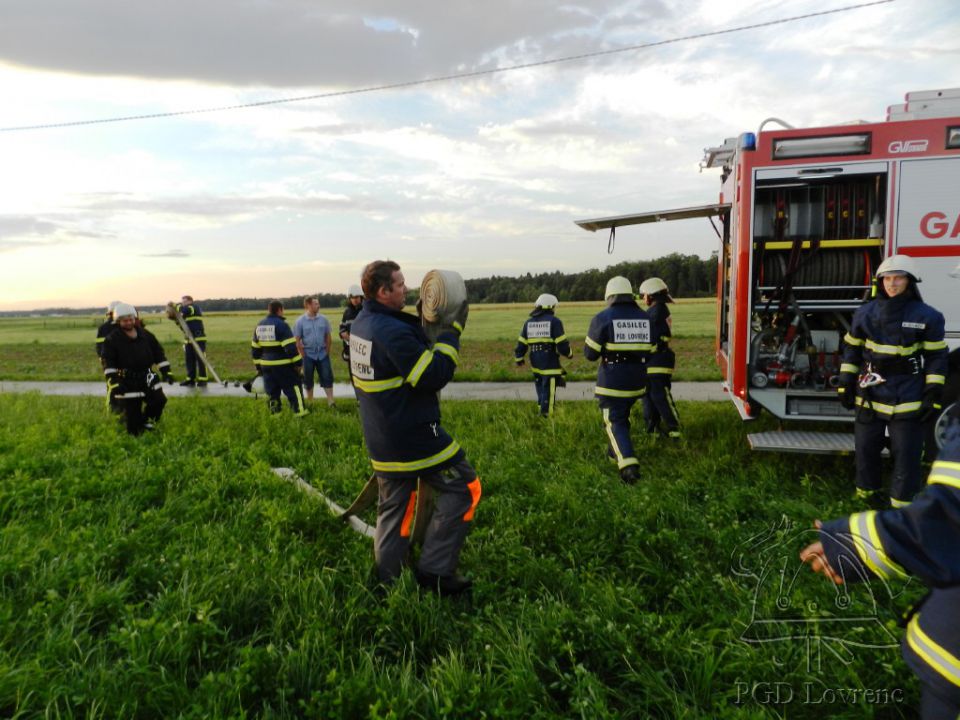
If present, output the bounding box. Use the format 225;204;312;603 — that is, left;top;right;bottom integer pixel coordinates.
1;0;958;310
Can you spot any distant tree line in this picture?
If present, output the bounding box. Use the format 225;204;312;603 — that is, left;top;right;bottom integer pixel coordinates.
2;253;717;316
464;253;718;303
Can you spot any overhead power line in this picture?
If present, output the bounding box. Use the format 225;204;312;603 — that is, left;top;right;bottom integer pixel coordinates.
2;0;894;133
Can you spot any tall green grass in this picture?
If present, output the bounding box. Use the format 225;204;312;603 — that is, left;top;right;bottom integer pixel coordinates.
0;395;918;717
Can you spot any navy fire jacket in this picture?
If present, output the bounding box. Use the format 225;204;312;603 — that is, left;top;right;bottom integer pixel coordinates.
251;314;301;370
646;302;675;375
514;309;572;375
821;422;960;700
584;298;657;398
176;302;206;342
839;293;947;418
349;299;464;478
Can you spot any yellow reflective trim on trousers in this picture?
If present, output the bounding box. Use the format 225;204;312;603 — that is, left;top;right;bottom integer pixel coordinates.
854;397;922;415
293;385;308;416
840;363;859;374
926;374;945;384
928;460;960;490
604;342;654;352
354;376;404;392
647;367;674;375
906;614;960;689
370;441;461;473
601;407;637;469
532;367;563;375
864;339;921;356
843;333;864;346
923;340;948;351
433;342;460;365
584;335;602;352
849;511;907;580
595;386;645;398
406;350;433;387
259;357;299;366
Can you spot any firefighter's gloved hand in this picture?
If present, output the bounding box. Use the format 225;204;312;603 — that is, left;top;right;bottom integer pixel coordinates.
919;387;942;422
440;300;469;336
838;378;857;410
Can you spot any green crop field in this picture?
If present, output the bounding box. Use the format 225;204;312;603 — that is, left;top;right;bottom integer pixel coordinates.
0;300;720;383
0;394;919;718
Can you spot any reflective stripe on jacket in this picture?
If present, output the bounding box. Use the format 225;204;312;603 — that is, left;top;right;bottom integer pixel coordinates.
177;303;206;342
646;301;675;373
838;294;947;417
514;309;572;375
820;429;960;699
350;299;464;478
583;299;656;397
251;315;301;368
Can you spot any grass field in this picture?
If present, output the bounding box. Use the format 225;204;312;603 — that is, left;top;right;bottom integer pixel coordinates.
0;300;720;383
0;394;920;718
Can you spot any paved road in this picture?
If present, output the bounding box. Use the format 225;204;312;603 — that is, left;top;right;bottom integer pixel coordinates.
0;380;728;402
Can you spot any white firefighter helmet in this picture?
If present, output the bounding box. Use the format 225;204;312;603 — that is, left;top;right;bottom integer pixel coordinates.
106;300;121;317
347;284;363;298
876;254;921;282
534;293;558;309
638;277;669;296
604;276;633;299
113;302;138;319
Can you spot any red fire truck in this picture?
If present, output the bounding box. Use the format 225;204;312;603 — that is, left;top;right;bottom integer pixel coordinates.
576;88;960;453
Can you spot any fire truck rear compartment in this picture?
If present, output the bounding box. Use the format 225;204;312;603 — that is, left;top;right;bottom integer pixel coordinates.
747;169;887;421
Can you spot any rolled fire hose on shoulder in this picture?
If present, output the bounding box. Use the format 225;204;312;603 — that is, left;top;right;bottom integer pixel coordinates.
419;269;467;343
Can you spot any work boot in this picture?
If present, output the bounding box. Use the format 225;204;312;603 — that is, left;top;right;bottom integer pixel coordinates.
180;379;195;387
619;466;640;485
855;487;889;511
196;380;208;388
414;569;473;596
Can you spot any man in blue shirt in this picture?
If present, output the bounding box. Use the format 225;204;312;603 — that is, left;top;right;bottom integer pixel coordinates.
294;296;335;406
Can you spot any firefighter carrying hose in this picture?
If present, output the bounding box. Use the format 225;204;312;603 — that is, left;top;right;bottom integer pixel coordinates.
514;293;572;418
584;276;658;484
638;277;681;439
350;260;479;595
101;303;174;435
800;402;960;719
838;254;948;508
175;295;208;387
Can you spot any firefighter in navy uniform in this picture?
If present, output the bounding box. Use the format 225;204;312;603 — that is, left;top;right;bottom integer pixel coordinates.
176;295;208;386
350;260;480;595
96;301;122;414
95;301;120;360
514;293;572;417
584;276;657;484
838;254;948;508
639;278;682;439
251;300;307;416
101;303;173;435
801;403;960;719
339;284;364;390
